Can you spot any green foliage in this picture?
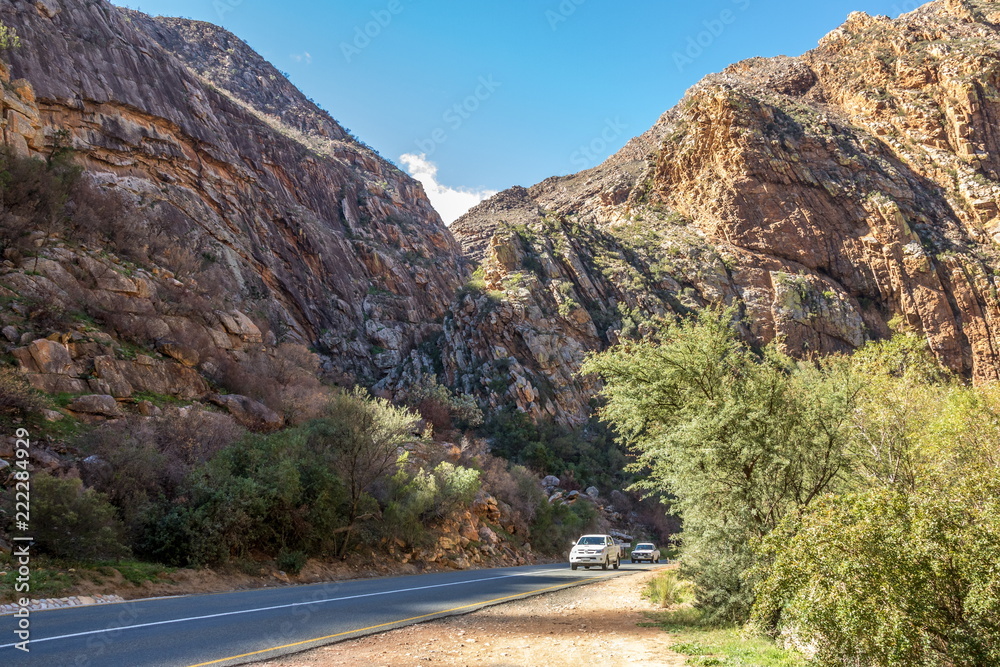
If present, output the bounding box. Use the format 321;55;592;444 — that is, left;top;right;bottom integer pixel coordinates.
383;458;481;547
16;474;129;561
307;389;418;527
751;380;1000;667
529;497;597;555
0;146;81;254
584;307;860;621
138;428;348;566
0;366;43;430
277;549;308;575
751;484;1000;667
589;304;1000;663
481;407;629;490
409;376;483;431
0;23;21;51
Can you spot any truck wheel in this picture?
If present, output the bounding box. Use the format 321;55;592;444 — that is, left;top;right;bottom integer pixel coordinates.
613;559;619;570
601;558;608;571
571;563;577;570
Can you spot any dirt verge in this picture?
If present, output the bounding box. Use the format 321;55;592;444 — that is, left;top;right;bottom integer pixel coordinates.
257;567;685;666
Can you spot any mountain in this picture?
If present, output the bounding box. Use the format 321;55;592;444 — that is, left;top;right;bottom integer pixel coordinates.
447;0;1000;423
0;0;465;393
5;0;1000;431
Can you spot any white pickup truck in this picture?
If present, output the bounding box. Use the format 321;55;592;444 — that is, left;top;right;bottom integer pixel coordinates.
569;534;623;570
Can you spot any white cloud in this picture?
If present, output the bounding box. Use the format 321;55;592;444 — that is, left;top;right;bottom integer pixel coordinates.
290;52;312;64
400;153;497;225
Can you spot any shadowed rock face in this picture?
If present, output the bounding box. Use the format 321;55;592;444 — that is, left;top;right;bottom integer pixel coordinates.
446;0;1000;423
0;0;466;382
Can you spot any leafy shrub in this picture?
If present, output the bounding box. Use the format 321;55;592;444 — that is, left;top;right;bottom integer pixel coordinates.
482;406;629;489
530;498;597;556
383;458;481;546
0;22;21;50
79;409;244;540
0;366;42;428
277;549;308;575
0;146;79;255
138;428;349;566
409;377;483;432
21;474;129;561
478;458;541;537
751;486;1000;667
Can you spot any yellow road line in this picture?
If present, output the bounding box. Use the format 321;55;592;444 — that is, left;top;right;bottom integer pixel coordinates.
186;576;606;667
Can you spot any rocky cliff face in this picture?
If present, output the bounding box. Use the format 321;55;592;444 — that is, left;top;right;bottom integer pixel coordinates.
448;0;1000;423
0;0;465;385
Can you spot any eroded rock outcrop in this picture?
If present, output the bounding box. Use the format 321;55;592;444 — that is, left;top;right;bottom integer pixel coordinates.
448;0;1000;422
0;0;466;384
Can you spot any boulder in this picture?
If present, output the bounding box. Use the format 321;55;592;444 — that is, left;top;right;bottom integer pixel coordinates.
1;326;18;342
156;340;200;368
24;374;89;394
30;448;61;471
67;394;122;418
35;0;62;19
14;338;73;374
208;394;284;431
214;310;262;342
478;525;499;546
91;357;135;398
585;486;600;499
542;475;561;489
41;409;64;422
459;518;480;543
137;400;162;417
95;356;208;400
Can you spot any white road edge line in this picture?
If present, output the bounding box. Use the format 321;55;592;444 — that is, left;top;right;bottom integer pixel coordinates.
0;567;573;649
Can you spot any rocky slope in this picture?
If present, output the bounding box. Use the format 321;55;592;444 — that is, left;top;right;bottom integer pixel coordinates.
448;0;1000;423
0;0;465;387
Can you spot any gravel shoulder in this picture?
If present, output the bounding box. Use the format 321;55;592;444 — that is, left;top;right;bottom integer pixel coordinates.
258;566;685;666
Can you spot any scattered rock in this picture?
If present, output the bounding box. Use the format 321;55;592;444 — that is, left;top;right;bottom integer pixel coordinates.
41;409;64;422
208;394;284;431
1;326;17;342
35;0;61;20
67;394;123;418
30;448;61;471
14;338;74;374
156;340;200;368
137;400;161;417
585;486;600;499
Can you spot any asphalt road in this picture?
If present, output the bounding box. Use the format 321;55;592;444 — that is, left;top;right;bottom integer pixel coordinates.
0;561;655;667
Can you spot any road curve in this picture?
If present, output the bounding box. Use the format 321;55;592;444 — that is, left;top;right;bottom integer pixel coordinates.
0;561;655;666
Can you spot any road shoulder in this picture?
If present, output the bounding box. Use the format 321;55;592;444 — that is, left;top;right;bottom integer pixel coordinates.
259;567;686;666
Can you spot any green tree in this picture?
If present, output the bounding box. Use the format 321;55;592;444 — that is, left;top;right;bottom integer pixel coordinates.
751;483;1000;667
22;474;129;561
583;307;861;620
307;388;419;556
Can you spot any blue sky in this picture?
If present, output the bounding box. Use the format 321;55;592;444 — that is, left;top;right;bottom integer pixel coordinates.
114;0;918;222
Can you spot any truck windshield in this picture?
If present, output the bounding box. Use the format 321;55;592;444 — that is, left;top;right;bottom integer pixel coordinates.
636;544;654;550
578;537;604;545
